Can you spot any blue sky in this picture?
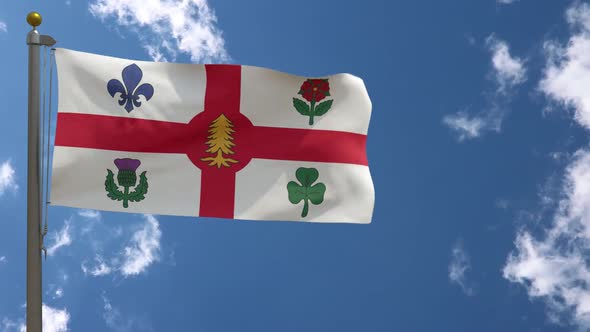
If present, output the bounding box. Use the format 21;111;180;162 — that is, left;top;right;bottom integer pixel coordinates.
3;0;590;331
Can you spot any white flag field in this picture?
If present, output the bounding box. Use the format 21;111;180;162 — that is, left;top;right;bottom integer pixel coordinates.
50;49;374;223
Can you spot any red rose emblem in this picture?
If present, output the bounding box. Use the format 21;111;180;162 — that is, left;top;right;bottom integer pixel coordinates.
298;79;330;103
292;78;333;126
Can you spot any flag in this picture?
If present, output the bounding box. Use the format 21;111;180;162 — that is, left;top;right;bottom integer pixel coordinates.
50;49;374;223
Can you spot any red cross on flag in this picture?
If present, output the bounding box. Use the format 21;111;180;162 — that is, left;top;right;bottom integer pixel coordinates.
50;49;374;223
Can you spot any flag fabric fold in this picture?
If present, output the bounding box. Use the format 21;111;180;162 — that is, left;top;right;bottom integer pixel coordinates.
50;48;374;223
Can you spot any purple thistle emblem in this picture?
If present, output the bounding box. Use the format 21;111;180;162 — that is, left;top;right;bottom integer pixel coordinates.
114;158;141;187
114;158;141;172
107;64;154;113
105;158;149;208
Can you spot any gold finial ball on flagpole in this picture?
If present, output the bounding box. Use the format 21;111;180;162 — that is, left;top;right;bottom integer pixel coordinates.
26;12;42;27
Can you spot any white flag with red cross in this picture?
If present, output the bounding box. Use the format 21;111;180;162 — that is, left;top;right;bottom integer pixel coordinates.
50;49;374;223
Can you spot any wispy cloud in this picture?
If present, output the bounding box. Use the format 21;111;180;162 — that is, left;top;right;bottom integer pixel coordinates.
46;270;69;302
88;0;228;62
496;198;510;210
0;160;17;196
3;304;70;332
81;215;162;278
442;113;486;141
102;294;151;332
103;295;127;331
41;304;70;332
77;209;101;220
487;36;527;93
47;221;72;256
0;317;23;332
121;214;161;277
540;3;590;129
0;22;6;34
442;110;501;142
448;241;475;296
444;36;526;141
497;0;519;4
78;209;104;236
81;255;112;277
0;256;6;264
504;4;590;329
504;151;590;329
53;288;64;300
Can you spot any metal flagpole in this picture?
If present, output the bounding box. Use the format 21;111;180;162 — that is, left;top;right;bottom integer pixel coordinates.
26;12;55;332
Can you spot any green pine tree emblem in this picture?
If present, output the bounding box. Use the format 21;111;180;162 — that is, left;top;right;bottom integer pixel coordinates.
105;158;148;208
287;167;326;218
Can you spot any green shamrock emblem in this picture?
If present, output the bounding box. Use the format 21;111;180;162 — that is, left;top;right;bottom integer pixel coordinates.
105;158;148;208
287;167;326;218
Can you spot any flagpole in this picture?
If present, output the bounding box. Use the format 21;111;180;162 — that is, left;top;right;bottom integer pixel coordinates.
26;12;55;332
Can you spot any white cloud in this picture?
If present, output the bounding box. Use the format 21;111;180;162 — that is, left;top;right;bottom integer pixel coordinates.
444;37;525;141
449;241;475;296
81;215;162;278
42;305;70;332
487;36;527;93
504;150;590;329
88;0;228;62
5;305;70;332
53;288;64;299
91;263;112;276
47;221;72;256
0;22;6;34
443;103;504;141
442;113;487;141
81;255;112;277
77;209;101;220
121;214;161;277
540;3;590;129
0;256;6;263
496;199;509;209
144;44;166;62
78;209;104;236
1;317;23;332
504;5;590;329
102;294;150;331
45;271;69;299
103;295;124;331
0;160;17;196
497;0;518;4
59;270;69;282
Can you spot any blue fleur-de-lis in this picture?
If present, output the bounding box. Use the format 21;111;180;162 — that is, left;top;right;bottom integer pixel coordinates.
107;64;154;113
